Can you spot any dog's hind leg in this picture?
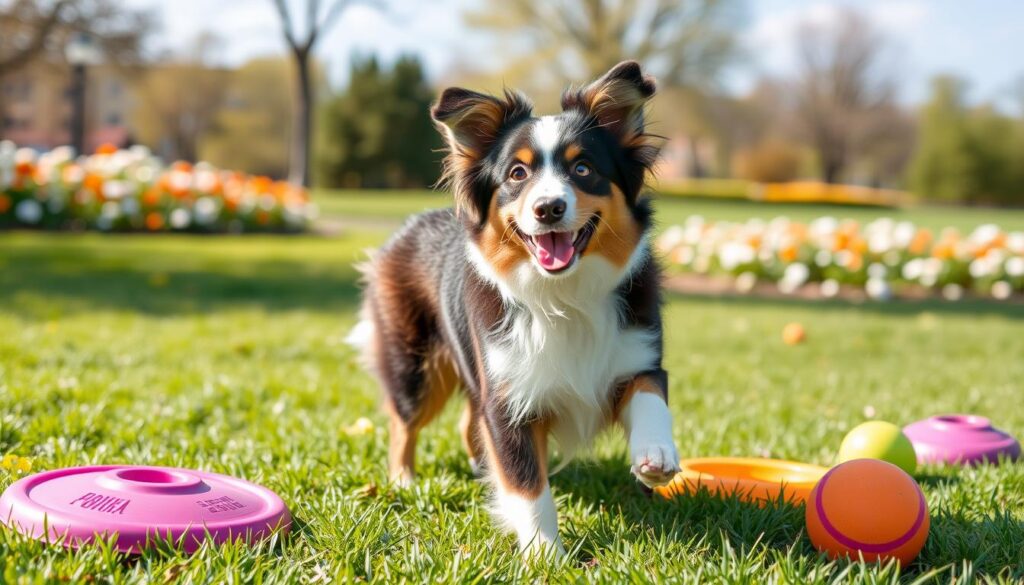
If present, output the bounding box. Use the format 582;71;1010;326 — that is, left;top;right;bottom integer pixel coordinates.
459;401;485;475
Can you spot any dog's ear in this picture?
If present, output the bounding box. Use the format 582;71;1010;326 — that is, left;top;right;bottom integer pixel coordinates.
561;61;656;140
431;87;532;226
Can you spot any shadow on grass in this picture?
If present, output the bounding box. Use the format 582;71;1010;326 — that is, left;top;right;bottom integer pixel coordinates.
0;235;366;317
666;290;1024;320
554;456;1024;578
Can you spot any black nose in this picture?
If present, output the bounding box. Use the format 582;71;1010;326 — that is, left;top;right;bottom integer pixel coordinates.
532;198;566;225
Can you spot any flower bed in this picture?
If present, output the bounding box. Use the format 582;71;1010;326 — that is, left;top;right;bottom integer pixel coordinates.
656;216;1024;301
0;142;316;233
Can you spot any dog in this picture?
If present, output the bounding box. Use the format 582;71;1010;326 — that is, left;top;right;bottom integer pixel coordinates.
348;61;680;557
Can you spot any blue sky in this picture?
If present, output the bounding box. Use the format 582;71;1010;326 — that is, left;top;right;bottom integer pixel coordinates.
131;0;1024;107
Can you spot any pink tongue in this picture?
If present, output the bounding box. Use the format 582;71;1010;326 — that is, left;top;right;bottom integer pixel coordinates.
533;232;575;271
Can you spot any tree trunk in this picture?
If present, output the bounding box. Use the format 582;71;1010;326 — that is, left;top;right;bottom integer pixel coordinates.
289;49;312;187
686;134;705;179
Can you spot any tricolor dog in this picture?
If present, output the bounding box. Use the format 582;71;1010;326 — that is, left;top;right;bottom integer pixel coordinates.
349;61;679;557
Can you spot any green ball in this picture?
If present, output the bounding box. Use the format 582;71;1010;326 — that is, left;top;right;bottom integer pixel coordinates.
838;421;917;475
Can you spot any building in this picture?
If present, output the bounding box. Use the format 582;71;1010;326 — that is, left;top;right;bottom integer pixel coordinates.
0;61;134;152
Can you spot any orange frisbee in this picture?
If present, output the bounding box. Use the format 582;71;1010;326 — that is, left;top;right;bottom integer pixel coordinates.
654;457;828;505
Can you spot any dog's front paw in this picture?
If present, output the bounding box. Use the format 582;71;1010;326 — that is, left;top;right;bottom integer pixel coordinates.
630;444;680;488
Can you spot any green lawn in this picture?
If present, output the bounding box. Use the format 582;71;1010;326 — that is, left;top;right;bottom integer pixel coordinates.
314;189;1024;233
2;194;1024;583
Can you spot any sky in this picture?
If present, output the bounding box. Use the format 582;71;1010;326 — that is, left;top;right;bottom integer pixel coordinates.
128;0;1024;108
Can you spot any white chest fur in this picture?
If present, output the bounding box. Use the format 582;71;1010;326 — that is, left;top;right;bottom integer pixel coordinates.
468;243;659;462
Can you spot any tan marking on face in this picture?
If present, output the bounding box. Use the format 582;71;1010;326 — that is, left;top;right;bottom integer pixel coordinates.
575;184;642;268
611;373;666;422
514;148;534;166
564;144;582;162
476;190;531;276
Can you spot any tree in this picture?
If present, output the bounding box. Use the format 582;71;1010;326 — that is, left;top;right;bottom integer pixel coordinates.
791;9;899;183
466;0;743;93
909;76;1024;206
200;58;295;179
316;55;439;188
269;0;377;187
131;34;229;162
0;0;153;78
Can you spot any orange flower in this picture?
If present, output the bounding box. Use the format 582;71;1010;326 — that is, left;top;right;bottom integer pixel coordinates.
931;242;954;260
95;143;118;155
15;161;34;176
145;212;164;231
171;161;193;173
0;194;10;213
142;188;161;206
83;173;103;195
909;229;932;255
779;244;799;262
256;210;271;225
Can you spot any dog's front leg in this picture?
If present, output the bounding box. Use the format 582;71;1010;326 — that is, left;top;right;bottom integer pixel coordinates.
479;402;563;558
616;369;680;487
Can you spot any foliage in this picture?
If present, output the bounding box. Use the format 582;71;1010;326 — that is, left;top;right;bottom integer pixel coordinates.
0;141;314;232
732;139;802;183
200;58;296;180
0;0;154;78
2;213;1024;581
315;55;439;189
791;9;905;185
464;0;744;102
909;77;1024;206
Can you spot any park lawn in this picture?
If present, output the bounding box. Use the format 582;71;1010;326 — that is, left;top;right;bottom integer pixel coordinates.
2;196;1024;582
314;188;1024;233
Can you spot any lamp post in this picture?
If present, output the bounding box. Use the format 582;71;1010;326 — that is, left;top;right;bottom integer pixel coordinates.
65;33;101;156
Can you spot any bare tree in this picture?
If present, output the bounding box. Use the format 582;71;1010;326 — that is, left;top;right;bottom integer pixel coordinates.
467;0;743;90
792;9;899;183
270;0;376;187
0;0;153;77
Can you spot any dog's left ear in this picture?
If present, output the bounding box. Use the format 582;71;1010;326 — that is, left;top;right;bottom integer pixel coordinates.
561;61;656;140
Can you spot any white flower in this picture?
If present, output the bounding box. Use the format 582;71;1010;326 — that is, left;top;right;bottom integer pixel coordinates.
970;224;1001;246
942;284;963;301
735;271;757;293
867;263;887;280
15;199;43;223
168;170;191;192
169;208;191;230
1006;256;1024;278
820;279;840;298
120;197;139;216
194;197;219;225
101;201;121;219
656;226;685;253
902;258;924;281
893;222;916;248
14;147;37;165
718;242;756;271
134;165;156;183
814;250;832;267
991;281;1013;300
1007;232;1024;254
866;278;892;301
779;262;809;294
102;180;131;200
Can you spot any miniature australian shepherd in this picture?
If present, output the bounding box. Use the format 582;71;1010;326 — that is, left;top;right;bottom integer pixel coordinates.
349;61;679;557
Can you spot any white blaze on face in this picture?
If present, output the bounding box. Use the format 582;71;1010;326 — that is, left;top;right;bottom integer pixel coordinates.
519;116;575;235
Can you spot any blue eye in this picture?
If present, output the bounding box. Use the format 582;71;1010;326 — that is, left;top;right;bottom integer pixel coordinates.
574;161;592;177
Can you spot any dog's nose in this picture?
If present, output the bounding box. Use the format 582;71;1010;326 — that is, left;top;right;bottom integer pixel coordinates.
532;198;566;225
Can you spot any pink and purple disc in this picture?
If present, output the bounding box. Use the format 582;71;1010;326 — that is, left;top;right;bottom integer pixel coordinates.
0;465;290;553
903;415;1021;466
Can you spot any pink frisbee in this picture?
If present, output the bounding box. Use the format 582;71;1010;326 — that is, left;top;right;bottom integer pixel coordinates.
0;465;290;553
903;415;1021;466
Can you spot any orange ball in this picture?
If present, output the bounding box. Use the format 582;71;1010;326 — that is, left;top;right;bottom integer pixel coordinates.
806;459;929;565
782;322;806;345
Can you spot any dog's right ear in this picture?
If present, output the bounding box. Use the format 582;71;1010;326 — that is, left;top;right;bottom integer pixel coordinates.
432;88;532;225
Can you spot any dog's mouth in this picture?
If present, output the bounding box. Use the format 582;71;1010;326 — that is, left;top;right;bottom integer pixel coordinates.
514;215;600;274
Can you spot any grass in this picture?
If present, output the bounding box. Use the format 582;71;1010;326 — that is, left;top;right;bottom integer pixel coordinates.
2;193;1024;583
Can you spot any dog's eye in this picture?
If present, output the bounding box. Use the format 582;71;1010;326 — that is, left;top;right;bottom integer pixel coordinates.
573;161;592;177
509;165;529;182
